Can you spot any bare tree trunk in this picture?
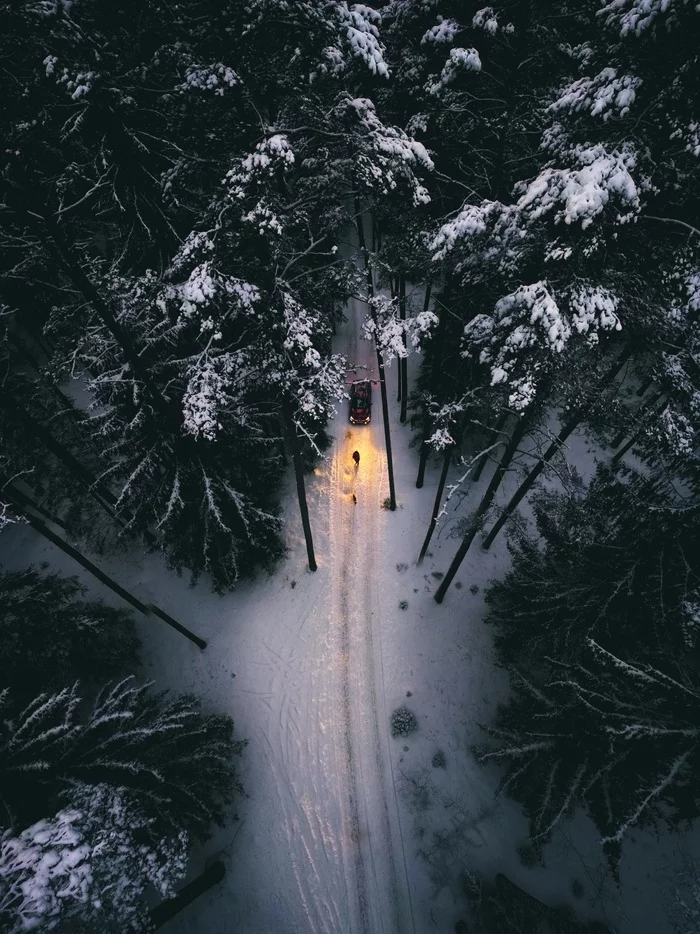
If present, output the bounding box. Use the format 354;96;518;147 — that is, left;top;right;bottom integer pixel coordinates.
415;283;441;490
481;411;584;551
399;275;408;424
417;445;451;564
611;392;666;466
355;204;396;510
5;481;67;530
284;399;317;572
471;412;508;483
0;393;155;541
376;342;397;510
483;349;633;549
636;376;654;397
0;483;206;648
151;862;226;929
434;415;530;603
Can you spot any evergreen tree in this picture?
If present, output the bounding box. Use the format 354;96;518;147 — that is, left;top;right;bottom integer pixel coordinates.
0;567;139;699
486;464;700;667
0;679;244;839
0;784;188;933
476;638;700;875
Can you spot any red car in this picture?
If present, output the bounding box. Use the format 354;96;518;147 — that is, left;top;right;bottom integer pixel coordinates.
349;380;372;424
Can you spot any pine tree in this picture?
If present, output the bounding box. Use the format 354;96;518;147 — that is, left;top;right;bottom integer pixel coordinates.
0;567;139;699
0;679;244;840
475;638;700;875
485;464;700;667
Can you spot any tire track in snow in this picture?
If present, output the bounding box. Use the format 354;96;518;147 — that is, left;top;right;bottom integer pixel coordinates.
329;288;412;934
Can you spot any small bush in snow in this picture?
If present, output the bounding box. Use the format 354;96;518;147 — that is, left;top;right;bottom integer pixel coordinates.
432;750;446;769
391;706;418;737
516;842;539;867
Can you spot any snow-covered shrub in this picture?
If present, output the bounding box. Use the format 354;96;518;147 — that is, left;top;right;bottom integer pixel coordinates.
391;706;418;737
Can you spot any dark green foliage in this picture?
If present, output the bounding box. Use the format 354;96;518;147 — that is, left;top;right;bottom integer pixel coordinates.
0;566;139;698
475;642;700;871
0;678;244;839
486;466;700;667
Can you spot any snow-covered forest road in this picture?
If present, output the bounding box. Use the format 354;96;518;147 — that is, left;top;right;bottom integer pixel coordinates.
182;277;418;934
2;240;691;934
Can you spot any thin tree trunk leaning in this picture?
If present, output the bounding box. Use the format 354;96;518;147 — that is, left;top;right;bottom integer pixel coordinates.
415;432;431;489
417;445;452;564
611;392;666;466
471;412;509;483
5;481;67;530
636;376;654;397
0;393;118;510
434;416;530;603
150;862;226;929
0;393;157;543
394;276;401;404
482;349;633;550
415;283;440;490
375;341;397;511
399;275;408;424
481;410;586;551
0;483;207;648
283;399;317;572
355;204;397;510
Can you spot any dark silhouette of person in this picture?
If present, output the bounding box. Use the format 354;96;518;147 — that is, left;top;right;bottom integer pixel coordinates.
352;450;360;466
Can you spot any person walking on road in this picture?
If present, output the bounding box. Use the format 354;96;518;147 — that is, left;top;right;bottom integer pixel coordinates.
352;450;360;467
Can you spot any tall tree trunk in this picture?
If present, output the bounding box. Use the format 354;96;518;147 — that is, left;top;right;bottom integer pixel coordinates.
0;394;158;544
636;376;654;397
418;445;451;564
375;341;397;510
611;392;666;466
471;411;508;483
399;275;408;424
416;283;442;490
0;482;206;648
5;481;67;530
482;349;633;549
15;182;173;420
434;415;530;603
355;204;397;510
284;399;317;572
481;410;584;551
151;862;226;929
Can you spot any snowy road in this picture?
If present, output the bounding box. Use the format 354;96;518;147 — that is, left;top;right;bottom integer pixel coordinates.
236;289;415;934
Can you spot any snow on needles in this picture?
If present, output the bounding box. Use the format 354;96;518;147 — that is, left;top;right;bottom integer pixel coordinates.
570;285;621;344
549;68;641;121
426;47;481;96
599;0;684;36
464;283;570;410
515;142;640;229
337;3;389;77
421;18;460;45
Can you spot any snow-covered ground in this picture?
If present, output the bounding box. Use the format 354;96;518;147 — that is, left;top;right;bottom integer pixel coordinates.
2;257;698;934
